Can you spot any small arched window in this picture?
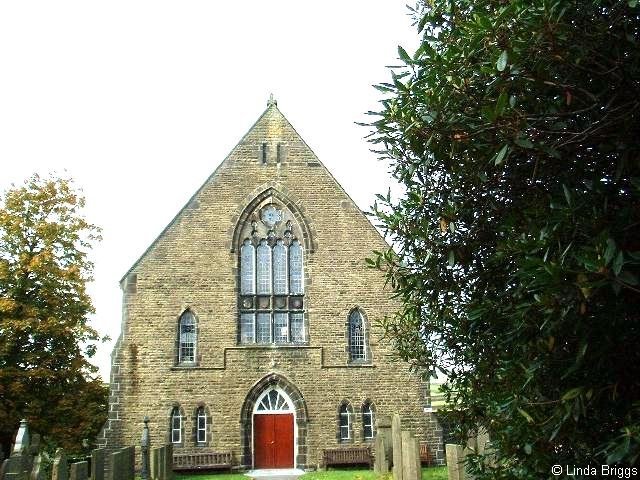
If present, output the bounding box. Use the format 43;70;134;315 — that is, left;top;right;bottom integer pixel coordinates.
362;402;375;440
196;406;207;444
178;311;196;364
349;309;366;362
170;407;182;444
338;402;353;442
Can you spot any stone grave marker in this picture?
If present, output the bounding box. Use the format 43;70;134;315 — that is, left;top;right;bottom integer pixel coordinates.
69;461;88;480
376;415;393;466
164;444;173;480
140;417;150;480
29;453;45;480
91;448;105;480
401;431;420;480
108;450;123;480
374;434;388;474
51;448;68;480
119;446;135;480
150;447;160;480
392;414;403;480
446;444;465;480
12;420;30;457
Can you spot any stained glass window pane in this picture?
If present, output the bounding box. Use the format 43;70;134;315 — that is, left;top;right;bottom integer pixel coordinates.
256;313;271;344
274;312;288;343
257;240;272;294
240;313;255;343
273;241;288;294
179;311;196;363
349;310;366;361
240;240;255;295
290;313;305;343
289;240;304;294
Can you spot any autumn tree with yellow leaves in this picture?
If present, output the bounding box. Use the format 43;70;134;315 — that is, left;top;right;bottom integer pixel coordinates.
0;175;107;455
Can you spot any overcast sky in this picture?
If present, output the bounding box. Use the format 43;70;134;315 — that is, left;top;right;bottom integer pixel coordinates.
0;1;419;382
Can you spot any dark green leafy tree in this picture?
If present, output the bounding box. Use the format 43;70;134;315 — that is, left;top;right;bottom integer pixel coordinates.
0;175;108;456
366;1;640;477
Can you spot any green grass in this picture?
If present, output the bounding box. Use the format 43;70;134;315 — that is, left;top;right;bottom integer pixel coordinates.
171;467;447;480
299;467;446;480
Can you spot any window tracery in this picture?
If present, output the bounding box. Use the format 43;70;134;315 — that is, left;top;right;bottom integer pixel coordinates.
237;201;306;345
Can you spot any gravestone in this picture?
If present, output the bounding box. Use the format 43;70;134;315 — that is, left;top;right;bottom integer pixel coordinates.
69;461;88;480
376;415;393;465
373;434;388;474
164;444;173;480
29;454;45;480
158;446;166;480
401;431;420;480
446;444;465;480
108;450;123;480
120;446;135;480
392;414;403;480
1;457;24;477
150;447;160;480
140;417;150;480
52;449;68;480
91;448;105;480
12;420;30;456
4;473;24;480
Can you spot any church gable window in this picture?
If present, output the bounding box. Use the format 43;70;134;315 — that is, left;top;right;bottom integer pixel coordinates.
178;310;196;364
348;309;368;362
237;199;307;345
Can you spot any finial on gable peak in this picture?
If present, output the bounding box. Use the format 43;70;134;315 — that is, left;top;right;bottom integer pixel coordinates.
267;93;277;107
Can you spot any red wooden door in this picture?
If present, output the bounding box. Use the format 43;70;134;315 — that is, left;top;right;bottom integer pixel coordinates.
254;414;294;468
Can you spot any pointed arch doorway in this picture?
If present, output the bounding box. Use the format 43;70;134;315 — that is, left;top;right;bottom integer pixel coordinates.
252;387;295;468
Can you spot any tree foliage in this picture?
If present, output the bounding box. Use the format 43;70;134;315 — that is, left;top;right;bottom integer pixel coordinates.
0;175;108;455
367;0;640;476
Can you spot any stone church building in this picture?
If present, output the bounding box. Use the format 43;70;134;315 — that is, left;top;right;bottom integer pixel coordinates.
97;98;443;469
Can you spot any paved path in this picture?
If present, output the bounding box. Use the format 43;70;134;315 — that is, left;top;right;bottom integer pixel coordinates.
245;468;305;480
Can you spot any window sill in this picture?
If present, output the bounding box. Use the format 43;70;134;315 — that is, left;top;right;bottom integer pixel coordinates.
347;361;373;367
173;363;199;369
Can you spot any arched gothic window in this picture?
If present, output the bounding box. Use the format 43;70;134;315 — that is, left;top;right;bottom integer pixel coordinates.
338;402;353;442
238;204;306;345
178;311;196;364
362;401;375;440
349;309;367;361
196;406;207;444
170;407;182;444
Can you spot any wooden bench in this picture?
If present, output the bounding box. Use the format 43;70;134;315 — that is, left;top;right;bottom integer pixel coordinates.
323;447;372;469
419;443;432;466
172;452;232;471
